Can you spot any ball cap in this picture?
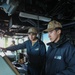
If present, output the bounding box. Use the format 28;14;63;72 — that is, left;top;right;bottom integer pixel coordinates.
28;27;38;34
44;20;62;32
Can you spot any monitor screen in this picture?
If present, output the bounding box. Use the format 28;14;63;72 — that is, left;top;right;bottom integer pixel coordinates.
0;56;20;75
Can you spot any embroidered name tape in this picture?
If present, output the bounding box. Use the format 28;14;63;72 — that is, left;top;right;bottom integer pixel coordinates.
54;56;62;60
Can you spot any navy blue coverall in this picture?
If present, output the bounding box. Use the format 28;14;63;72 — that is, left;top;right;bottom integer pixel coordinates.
46;35;75;75
6;39;46;75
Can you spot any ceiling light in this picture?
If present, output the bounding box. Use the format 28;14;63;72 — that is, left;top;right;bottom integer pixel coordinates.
19;12;51;22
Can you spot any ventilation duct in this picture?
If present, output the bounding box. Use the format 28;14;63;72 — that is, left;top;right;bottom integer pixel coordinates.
0;0;19;16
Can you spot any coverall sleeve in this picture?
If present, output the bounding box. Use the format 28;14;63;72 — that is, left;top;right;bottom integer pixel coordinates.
40;44;46;75
6;42;26;51
56;46;75;75
40;43;46;63
40;44;46;57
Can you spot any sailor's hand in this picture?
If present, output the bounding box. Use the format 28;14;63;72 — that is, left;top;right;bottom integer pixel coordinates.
0;47;6;51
